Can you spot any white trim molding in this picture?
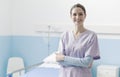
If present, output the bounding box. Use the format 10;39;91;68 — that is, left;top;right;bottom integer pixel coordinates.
85;25;120;35
85;25;120;39
35;24;120;39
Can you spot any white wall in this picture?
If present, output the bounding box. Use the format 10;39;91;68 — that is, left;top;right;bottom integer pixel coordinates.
11;0;120;35
0;0;11;35
0;1;12;76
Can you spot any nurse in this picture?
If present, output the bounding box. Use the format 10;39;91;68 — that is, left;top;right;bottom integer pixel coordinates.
56;3;100;77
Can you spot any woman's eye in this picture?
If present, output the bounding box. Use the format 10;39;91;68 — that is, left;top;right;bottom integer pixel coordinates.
79;13;83;16
72;13;83;16
73;13;76;16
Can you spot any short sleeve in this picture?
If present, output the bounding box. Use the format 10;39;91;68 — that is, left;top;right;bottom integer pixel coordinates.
57;32;66;54
85;34;100;60
58;39;64;53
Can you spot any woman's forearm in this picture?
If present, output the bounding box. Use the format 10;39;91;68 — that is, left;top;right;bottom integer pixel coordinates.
58;55;93;68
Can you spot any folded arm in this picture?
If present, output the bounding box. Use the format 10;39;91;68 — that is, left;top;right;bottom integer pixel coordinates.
56;53;93;68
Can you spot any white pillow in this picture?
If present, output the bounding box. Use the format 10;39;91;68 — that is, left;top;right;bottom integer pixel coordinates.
39;52;60;68
39;63;60;68
43;53;57;63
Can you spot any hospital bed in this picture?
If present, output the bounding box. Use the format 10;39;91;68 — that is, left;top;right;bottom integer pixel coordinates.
7;53;60;77
20;67;59;77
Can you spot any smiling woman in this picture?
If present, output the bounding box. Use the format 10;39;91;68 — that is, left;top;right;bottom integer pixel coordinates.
1;0;120;77
55;3;100;77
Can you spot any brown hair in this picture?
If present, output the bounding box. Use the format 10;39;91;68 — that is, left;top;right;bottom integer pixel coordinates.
70;3;86;15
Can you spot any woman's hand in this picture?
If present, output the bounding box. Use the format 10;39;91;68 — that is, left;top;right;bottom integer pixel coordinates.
88;60;93;68
55;52;65;61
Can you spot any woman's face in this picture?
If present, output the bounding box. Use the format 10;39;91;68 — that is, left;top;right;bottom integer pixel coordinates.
71;7;86;26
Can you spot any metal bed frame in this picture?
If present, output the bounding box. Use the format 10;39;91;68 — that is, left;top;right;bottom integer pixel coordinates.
7;61;44;77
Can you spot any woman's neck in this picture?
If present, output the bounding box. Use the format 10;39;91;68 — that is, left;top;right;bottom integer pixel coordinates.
73;25;86;35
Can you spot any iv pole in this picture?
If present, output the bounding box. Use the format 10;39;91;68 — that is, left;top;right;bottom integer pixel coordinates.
48;25;50;56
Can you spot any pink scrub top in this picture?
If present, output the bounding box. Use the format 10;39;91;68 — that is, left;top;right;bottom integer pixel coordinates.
58;30;100;77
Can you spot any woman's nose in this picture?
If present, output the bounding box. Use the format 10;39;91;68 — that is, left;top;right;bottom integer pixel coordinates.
76;15;80;19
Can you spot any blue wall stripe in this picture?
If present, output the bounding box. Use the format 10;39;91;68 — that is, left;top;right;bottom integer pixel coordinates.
0;36;120;77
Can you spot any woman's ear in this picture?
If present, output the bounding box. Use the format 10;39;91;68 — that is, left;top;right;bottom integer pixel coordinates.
70;14;72;18
85;14;87;18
